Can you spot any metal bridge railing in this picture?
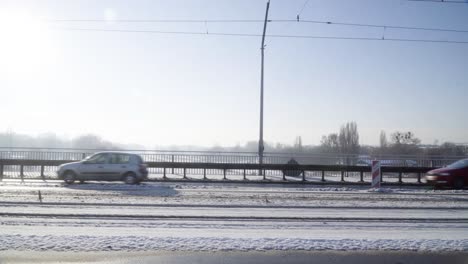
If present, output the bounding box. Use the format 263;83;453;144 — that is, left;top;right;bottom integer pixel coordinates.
0;148;466;169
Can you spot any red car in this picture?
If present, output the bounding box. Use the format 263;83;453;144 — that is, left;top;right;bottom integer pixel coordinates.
425;159;468;189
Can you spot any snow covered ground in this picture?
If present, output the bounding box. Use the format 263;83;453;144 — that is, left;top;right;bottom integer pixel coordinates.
0;181;466;252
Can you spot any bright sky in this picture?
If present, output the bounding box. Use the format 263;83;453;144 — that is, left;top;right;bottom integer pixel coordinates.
0;0;467;147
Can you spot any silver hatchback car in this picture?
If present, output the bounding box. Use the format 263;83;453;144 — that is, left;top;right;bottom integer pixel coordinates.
57;152;148;184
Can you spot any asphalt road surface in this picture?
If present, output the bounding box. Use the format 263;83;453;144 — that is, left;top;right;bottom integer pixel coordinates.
0;251;467;264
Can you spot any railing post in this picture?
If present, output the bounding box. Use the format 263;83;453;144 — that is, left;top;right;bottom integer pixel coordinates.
283;171;286;181
321;170;325;182
380;170;383;183
183;168;186;179
417;172;421;183
398;172;403;184
40;166;45;181
163;167;167;179
171;155;175;174
359;171;364;182
203;168;207;180
20;165;24;182
341;171;344;182
302;171;306;182
0;164;3;181
263;170;266;180
223;169;226;180
243;169;246;181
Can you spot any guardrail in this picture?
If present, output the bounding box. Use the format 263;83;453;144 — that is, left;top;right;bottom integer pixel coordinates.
0;159;437;185
147;161;434;184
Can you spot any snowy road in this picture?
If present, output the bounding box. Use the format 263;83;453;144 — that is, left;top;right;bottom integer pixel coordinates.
0;181;467;252
0;203;467;221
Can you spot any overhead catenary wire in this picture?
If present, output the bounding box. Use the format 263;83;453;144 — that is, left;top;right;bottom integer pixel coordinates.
295;19;468;34
44;18;468;34
296;0;310;21
408;0;468;3
45;19;264;23
52;27;468;45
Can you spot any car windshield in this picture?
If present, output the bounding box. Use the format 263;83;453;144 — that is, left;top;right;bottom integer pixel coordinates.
447;159;468;169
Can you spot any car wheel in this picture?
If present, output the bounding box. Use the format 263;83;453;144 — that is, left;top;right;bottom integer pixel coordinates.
63;171;76;184
453;178;465;189
124;173;137;185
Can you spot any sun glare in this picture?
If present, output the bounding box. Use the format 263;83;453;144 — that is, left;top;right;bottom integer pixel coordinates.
0;10;55;79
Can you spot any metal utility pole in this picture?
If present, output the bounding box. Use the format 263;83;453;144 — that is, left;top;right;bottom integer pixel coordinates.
259;0;270;175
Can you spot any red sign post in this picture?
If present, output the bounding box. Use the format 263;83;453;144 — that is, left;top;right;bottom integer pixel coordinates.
371;160;381;188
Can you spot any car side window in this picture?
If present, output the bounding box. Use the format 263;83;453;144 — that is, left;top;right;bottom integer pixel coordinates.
85;153;108;164
109;154;119;164
118;154;130;164
109;154;131;164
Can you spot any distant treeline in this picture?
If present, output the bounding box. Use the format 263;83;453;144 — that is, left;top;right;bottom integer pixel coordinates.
0;130;466;157
0;132;143;150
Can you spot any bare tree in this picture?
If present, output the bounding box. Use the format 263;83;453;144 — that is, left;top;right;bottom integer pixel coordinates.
294;136;303;152
379;130;388;149
338;122;360;154
391;131;421;145
320;133;339;152
389;131;421;155
426;142;465;157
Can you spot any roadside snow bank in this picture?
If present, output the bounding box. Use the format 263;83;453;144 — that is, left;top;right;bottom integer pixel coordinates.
367;188;394;193
0;235;466;252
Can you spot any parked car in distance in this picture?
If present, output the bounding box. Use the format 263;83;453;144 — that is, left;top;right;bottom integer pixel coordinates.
356;159;418;167
57;152;148;184
425;159;468;189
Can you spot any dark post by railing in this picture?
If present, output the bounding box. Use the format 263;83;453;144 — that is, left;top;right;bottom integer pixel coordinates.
203;168;207;180
0;164;3;181
302;171;306;182
40;165;45;181
20;166;24;182
398;172;403;184
359;171;364;182
321;171;325;182
183;168;187;179
341;171;344;182
223;169;227;180
417;173;422;183
163;167;167;179
243;169;246;180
